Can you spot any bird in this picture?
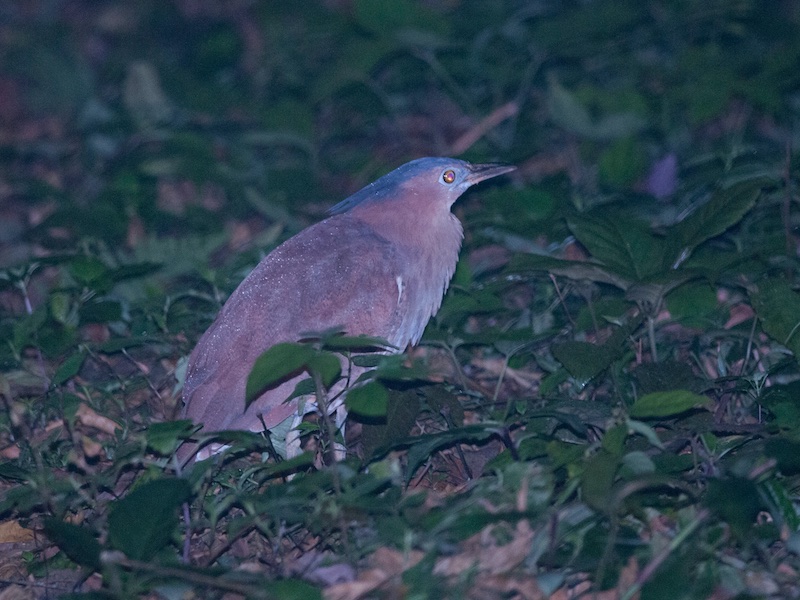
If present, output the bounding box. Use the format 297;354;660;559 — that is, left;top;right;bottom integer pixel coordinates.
179;157;515;464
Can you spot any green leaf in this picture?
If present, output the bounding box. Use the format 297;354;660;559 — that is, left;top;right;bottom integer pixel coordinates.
552;340;617;383
0;461;29;482
598;137;648;187
633;360;707;395
246;343;314;406
626;419;665;450
551;318;639;383
405;425;496;484
760;478;800;532
263;579;323;600
321;333;394;351
43;518;101;570
665;282;718;327
69;256;108;286
96;336;150;354
568;213;666;281
106;262;161;282
602;424;628;457
629;390;710;418
581;450;618;511
307;351;342;388
52;350;86;386
354;0;445;36
346;380;388;418
146;421;197;455
765;438;800;474
373;353;430;382
750;278;800;358
705;477;762;538
546;76;646;140
506;253;631;290
670;181;761;263
79;300;122;324
360;389;420;459
108;479;192;561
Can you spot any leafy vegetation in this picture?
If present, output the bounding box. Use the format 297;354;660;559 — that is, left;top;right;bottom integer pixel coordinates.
1;1;799;598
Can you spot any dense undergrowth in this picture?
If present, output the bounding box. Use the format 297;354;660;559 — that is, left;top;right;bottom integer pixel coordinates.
1;1;800;598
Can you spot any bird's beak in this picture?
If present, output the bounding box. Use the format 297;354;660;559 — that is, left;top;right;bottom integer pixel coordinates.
466;163;517;185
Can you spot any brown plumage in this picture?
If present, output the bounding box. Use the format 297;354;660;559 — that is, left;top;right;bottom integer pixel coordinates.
180;157;515;463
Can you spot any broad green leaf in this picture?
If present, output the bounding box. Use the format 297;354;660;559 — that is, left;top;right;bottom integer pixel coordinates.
146;421;197;455
629;390;710;418
346;380;388;418
361;389;420;459
506;253;631;290
106;261;161;282
69;256;108;286
108;478;192;561
43;518;101;570
321;333;393;351
598;137;648;187
552;340;617;383
96;336;150;354
760;478;800;532
552;318;639;382
49;291;73;326
765;438;800;474
670;181;761;262
52;350;86;386
705;477;762;538
435;288;505;324
263;580;323;600
759;382;800;428
567;213;666;281
405;425;496;484
750;278;800;358
354;0;445;36
246;343;314;405
79;300;122;323
581;449;618;511
546;76;593;135
633;360;707;395
665;281;718;327
426;386;464;427
621;450;656;475
0;461;29;481
286;377;317;402
546;76;645;140
602;424;628;457
306;351;341;388
626;419;665;450
372;353;429;382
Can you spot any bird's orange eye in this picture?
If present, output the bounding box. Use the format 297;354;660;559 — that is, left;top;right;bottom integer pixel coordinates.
442;169;456;184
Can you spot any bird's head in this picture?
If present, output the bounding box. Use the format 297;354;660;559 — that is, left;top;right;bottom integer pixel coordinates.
328;157;515;216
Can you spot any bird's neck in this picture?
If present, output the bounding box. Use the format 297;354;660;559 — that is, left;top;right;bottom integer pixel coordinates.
349;202;464;346
351;201;463;265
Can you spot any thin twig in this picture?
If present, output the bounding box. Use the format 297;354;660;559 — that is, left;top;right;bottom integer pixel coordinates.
549;274;577;330
449;101;519;155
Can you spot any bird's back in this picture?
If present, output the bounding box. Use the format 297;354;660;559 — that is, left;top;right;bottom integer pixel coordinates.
182;213;408;435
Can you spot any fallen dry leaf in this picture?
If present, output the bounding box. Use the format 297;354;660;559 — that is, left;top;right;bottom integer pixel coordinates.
434;519;536;577
0;520;34;543
75;403;120;434
323;547;423;600
0;445;20;459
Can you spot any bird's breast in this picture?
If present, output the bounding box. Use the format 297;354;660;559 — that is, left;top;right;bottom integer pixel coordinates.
388;213;463;347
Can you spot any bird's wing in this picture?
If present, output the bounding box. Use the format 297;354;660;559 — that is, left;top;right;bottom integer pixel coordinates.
182;214;408;434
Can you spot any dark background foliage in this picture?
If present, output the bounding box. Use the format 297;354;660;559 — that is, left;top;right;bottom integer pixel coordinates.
1;1;799;598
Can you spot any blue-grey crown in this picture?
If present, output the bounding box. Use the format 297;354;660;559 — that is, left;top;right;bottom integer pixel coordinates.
327;157;468;215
